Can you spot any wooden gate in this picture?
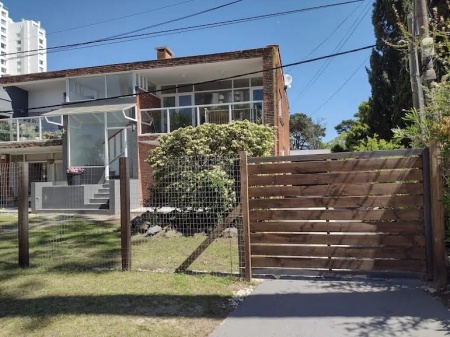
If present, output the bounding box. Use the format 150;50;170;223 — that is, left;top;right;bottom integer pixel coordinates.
241;146;447;283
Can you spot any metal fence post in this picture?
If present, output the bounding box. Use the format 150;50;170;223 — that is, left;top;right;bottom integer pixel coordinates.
18;162;29;268
120;157;131;271
239;151;251;281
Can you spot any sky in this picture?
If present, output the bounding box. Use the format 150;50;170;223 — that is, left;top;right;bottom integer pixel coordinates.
4;0;375;141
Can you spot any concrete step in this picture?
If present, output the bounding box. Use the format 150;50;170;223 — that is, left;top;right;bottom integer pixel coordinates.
97;188;109;193
94;193;109;198
83;203;109;210
89;198;109;204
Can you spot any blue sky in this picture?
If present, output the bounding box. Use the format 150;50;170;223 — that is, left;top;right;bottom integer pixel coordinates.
5;0;375;141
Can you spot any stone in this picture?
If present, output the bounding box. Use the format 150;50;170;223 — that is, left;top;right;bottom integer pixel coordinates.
146;225;162;236
164;229;183;238
221;227;238;238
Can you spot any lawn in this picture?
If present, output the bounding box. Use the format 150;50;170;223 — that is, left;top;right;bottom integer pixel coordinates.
0;213;249;337
0;213;240;274
0;269;249;337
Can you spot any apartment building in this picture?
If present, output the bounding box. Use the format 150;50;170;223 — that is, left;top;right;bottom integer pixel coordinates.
0;1;46;76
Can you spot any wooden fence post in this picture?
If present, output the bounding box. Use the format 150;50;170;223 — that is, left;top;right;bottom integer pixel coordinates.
239;151;252;281
120;157;131;271
18;162;29;268
428;142;447;288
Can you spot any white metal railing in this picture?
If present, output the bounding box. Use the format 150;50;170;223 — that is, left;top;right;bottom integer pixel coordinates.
140;100;263;135
0;115;64;142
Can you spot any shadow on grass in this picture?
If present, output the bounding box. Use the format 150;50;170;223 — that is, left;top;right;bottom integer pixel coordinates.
0;287;449;337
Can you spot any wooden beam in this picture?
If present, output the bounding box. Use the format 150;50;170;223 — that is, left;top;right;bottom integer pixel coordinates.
428;142;448;288
120;157;131;271
18;162;29;268
239;151;252;281
175;206;241;273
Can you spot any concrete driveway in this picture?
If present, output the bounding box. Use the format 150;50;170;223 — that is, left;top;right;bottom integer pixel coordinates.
210;278;450;337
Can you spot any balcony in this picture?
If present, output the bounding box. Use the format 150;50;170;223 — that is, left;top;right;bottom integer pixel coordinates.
140;100;263;134
0;115;64;142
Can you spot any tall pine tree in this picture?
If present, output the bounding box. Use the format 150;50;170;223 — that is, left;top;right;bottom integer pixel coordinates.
366;0;413;140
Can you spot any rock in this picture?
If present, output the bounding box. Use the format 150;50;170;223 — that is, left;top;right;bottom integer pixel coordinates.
221;227;238;238
164;229;183;238
146;225;162;236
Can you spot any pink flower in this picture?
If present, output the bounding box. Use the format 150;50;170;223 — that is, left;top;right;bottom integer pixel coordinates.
67;167;84;175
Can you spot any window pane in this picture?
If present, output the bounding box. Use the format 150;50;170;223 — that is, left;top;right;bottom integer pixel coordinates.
177;84;193;93
160;85;176;94
195;91;231;105
195;80;232;92
107;110;129;127
68;76;106;101
233;89;249;102
233;78;249;88
163;96;175;107
69;113;105;166
251;77;263;87
106;73;133;98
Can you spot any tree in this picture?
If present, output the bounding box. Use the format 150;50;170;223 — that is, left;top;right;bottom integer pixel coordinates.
366;0;413;140
335;119;355;135
290;113;326;150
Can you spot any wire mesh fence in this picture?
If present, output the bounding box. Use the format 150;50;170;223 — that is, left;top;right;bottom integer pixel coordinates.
0;154;245;277
0;162;20;270
130;155;243;276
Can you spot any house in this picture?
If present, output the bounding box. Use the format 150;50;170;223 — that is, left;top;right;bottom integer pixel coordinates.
0;45;290;213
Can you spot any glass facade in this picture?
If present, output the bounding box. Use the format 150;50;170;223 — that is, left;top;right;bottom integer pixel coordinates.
68;73;134;102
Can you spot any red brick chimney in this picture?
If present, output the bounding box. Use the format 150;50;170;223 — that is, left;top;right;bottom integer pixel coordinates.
155;46;174;60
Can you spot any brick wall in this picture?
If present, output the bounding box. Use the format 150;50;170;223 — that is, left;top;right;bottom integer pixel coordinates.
137;92;161;204
262;45;290;155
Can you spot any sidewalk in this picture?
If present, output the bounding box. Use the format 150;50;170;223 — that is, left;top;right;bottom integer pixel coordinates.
210;278;450;337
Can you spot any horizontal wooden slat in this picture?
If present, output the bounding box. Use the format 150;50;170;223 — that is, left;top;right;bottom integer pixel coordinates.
251;256;426;272
248;170;423;186
247;149;425;163
248;183;423;198
249;195;424;209
248;157;422;175
249;209;423;222
250;222;424;234
251;245;425;260
250;233;425;246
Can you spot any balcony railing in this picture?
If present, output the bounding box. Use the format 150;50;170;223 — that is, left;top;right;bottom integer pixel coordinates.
140;101;263;135
0;115;64;142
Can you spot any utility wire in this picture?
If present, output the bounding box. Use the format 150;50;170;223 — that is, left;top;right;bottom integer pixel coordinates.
286;0;365;72
310;55;370;115
5;0;363;61
105;0;243;40
298;0;372;96
7;0;199;43
0;44;375;114
5;0;242;59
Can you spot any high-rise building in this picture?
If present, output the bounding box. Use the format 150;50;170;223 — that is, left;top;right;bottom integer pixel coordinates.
0;2;47;76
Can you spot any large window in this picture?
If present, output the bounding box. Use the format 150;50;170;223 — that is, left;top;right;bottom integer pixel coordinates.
68;73;134;102
69;113;105;166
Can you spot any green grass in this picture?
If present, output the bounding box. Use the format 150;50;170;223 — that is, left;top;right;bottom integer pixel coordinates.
0;269;248;337
0;213;239;274
0;213;247;337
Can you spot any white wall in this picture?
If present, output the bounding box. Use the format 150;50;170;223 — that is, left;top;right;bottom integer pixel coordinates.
28;82;65;115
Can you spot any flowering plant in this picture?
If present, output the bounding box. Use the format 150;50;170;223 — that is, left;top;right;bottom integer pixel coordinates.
67;167;84;175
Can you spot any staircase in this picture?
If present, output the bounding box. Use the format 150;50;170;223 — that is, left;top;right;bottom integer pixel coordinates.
84;181;110;210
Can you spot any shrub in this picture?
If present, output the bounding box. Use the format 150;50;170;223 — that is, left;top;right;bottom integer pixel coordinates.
145;121;275;234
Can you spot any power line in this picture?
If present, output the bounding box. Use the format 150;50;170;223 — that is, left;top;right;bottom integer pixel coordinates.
7;0;199;43
310;55;370;116
298;0;372;96
5;0;242;59
286;0;365;72
105;0;243;40
0;44;375;114
5;0;364;61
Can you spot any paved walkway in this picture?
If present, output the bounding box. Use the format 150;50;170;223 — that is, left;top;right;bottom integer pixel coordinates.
210;278;450;337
